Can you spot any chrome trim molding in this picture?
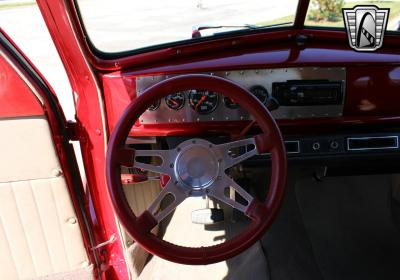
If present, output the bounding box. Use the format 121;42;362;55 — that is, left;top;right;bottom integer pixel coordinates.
347;136;399;151
285;140;300;154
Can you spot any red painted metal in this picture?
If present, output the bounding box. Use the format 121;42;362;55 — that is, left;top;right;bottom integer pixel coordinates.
101;64;400;137
36;1;128;279
345;66;400;116
106;74;287;264
0;48;44;117
293;0;310;29
0;34;98;273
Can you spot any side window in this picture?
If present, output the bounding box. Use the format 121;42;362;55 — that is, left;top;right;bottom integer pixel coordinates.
0;2;75;120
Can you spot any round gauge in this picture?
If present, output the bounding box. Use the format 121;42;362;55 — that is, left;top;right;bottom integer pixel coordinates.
148;99;160;111
223;97;240;109
189;90;219;114
250;85;269;105
165;92;185;110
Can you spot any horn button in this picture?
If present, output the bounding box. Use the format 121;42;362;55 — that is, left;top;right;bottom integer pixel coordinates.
174;139;220;191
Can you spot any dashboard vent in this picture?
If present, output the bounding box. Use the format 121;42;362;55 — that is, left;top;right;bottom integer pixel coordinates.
347;136;399;151
285;141;300;154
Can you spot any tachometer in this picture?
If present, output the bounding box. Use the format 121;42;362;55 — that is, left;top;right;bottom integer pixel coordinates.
165;92;185;110
250;85;269;105
189;90;219;114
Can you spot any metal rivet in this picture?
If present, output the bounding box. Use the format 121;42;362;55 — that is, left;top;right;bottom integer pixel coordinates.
67;217;77;224
95;129;101;136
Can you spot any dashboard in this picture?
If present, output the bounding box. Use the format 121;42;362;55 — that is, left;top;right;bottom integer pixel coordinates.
99;31;400;171
136;67;346;124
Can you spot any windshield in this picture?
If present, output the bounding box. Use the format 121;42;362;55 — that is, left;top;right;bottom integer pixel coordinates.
76;0;399;54
305;0;400;30
76;0;298;53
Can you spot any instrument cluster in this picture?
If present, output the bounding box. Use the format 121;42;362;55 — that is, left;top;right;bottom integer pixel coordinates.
135;67;346;124
148;87;268;114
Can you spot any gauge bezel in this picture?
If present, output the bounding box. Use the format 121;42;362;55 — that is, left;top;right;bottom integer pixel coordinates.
188;90;220;115
147;99;161;111
249;85;269;105
164;92;186;110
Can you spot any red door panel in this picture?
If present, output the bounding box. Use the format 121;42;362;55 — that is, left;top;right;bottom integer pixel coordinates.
0;55;44;117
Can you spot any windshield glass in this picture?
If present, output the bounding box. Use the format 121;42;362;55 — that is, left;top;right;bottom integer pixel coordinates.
305;0;400;30
76;0;298;53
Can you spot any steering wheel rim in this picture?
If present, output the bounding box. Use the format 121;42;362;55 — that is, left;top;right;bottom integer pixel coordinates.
106;74;287;265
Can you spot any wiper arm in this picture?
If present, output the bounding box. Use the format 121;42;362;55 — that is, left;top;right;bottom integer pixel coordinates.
192;22;292;38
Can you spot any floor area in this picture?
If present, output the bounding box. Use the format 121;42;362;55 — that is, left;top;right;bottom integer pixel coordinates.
139;171;400;280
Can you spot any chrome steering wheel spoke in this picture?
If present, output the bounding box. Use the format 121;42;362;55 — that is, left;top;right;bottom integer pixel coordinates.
147;180;189;223
133;148;175;176
208;175;254;214
214;137;259;170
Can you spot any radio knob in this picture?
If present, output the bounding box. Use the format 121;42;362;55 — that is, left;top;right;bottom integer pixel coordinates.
265;97;280;111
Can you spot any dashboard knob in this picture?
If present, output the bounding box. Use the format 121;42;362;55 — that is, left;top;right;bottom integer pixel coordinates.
265;97;280;111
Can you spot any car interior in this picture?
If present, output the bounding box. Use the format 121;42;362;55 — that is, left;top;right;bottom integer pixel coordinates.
1;0;400;279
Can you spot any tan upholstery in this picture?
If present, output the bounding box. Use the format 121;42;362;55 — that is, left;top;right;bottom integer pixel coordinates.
0;117;61;183
0;117;92;279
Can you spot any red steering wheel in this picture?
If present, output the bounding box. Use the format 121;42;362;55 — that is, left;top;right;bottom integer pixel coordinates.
106;74;287;265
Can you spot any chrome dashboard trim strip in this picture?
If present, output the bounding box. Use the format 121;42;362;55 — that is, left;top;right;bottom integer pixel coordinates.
347;136;399;151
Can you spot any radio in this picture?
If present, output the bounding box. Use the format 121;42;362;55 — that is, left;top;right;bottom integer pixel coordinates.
272;80;343;106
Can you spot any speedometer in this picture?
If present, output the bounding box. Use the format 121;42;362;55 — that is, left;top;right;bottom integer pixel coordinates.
189;90;219;115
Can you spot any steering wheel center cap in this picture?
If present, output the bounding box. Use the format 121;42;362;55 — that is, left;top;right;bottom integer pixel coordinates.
174;141;219;190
